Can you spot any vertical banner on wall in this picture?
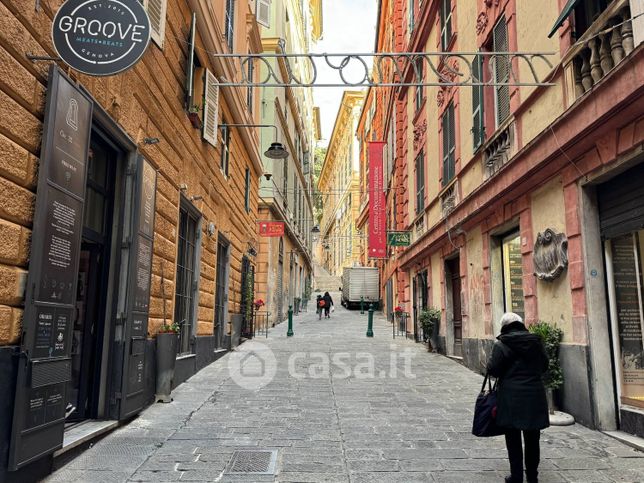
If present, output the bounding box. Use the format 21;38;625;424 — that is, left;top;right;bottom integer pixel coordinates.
368;142;387;259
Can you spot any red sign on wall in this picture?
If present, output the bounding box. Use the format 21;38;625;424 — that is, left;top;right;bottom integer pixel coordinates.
368;142;387;258
258;221;285;237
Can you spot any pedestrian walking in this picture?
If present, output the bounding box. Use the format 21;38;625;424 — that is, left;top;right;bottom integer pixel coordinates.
322;291;334;319
316;294;323;320
486;312;549;483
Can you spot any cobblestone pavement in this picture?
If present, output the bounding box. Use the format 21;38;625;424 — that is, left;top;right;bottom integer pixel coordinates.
47;295;644;482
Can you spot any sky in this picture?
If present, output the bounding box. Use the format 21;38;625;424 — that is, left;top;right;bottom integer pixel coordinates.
312;0;378;145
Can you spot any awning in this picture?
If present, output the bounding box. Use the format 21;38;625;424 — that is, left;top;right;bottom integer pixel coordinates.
548;0;583;38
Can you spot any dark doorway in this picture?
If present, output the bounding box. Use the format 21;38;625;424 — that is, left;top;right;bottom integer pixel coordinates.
446;258;462;357
214;235;230;349
68;133;118;423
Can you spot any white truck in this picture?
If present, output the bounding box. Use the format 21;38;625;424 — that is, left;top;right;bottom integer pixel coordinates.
341;267;380;309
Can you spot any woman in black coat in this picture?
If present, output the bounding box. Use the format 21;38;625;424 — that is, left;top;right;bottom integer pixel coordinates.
487;312;549;483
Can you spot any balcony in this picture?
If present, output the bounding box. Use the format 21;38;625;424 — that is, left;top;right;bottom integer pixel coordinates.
566;0;635;100
483;122;516;179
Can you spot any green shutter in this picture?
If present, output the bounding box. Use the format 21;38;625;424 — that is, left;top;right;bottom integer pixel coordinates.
472;53;485;150
493;18;510;126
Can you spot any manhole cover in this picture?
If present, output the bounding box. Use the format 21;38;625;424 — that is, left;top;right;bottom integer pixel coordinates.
225;450;278;475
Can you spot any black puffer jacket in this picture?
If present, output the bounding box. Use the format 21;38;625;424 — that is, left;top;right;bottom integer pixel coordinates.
486;323;549;431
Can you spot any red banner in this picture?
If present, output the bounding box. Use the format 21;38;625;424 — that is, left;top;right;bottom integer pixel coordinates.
258;221;285;237
368;142;387;258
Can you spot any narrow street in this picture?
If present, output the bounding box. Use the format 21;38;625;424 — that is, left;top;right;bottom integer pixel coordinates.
47;297;644;483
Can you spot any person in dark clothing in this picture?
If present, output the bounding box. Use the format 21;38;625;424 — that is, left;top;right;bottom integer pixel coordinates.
322;292;334;318
487;312;549;483
316;294;323;318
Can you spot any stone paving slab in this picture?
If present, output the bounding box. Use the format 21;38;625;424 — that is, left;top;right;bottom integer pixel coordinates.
46;295;644;482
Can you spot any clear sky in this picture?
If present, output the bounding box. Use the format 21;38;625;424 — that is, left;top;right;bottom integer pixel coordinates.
312;0;378;145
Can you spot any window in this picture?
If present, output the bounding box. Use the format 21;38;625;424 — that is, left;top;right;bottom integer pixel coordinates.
246;56;254;113
143;0;168;47
501;232;524;319
415;59;424;112
442;102;455;186
225;0;235;51
574;0;611;38
256;0;271;28
174;200;201;354
492;17;510;127
220;121;230;176
415;150;425;215
244;168;251;212
440;0;452;50
472;53;485;150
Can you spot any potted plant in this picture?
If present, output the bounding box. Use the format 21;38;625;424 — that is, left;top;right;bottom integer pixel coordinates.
419;307;441;351
528;321;573;424
254;298;265;311
156;321;179;403
187;104;202;129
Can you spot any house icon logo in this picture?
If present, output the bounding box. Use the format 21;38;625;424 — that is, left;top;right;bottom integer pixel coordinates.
228;341;277;390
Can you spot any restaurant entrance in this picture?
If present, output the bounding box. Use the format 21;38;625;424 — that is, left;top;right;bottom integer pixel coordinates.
67;133;119;423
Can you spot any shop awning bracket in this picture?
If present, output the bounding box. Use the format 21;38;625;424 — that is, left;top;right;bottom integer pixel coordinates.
26;53;61;62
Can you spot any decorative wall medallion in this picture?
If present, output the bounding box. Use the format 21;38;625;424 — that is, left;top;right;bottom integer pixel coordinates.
436;89;445;107
533;229;568;281
476;12;489;34
413;120;427;151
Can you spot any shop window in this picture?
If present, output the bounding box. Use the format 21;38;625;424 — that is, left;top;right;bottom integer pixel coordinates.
174;199;201;355
220;118;230;176
441;102;455;186
440;0;452;50
143;0;168;47
499;232;524;319
415;150;425;215
225;0;235;51
605;231;644;407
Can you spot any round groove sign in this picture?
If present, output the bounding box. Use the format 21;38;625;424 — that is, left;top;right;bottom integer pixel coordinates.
52;0;151;77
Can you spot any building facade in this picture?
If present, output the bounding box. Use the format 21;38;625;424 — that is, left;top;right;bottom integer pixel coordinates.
319;91;365;277
0;0;267;478
254;0;322;326
363;0;644;436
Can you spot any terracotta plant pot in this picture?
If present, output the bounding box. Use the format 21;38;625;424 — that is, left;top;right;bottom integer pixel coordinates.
188;112;202;129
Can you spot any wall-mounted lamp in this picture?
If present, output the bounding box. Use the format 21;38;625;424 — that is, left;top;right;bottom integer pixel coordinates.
219;124;289;160
143;137;160;145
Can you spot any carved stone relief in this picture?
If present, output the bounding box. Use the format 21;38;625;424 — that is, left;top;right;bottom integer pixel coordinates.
533;229;568;281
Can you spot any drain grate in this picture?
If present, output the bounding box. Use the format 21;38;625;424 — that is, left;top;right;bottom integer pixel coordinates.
225;450;278;475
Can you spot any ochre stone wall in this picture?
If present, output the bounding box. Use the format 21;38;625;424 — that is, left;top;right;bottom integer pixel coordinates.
0;0;261;344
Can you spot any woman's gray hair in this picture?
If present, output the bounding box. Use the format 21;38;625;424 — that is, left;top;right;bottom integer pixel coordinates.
500;312;523;328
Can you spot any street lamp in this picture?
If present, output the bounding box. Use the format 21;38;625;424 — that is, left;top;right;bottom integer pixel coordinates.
219;124;289;160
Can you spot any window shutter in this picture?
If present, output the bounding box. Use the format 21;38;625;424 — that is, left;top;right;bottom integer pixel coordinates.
143;0;167;47
202;69;219;147
256;0;271;28
493;18;510;126
442;110;449;186
472;53;485;150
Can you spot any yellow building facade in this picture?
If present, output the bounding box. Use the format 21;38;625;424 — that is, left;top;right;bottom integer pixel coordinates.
318;91;364;277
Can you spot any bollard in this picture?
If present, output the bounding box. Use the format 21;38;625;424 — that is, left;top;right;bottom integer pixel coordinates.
360;296;365;314
366;303;374;337
287;305;294;337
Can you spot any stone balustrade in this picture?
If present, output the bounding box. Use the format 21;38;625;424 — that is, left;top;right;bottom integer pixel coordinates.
571;1;634;99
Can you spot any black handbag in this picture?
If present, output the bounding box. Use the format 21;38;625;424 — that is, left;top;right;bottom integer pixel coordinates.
472;373;505;437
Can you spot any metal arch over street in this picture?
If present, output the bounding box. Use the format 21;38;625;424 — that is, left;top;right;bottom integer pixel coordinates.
212;46;557;88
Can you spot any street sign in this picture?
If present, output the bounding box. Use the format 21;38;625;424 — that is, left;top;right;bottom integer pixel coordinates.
52;0;151;76
388;231;411;247
258;221;285;237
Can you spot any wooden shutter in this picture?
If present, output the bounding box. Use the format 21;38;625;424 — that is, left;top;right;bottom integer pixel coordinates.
245;168;251;212
472;53;485;150
8;67;93;471
144;0;167;48
416;151;424;214
442;108;450;186
202;69;219;147
118;155;157;419
256;0;271;28
493;18;510;126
